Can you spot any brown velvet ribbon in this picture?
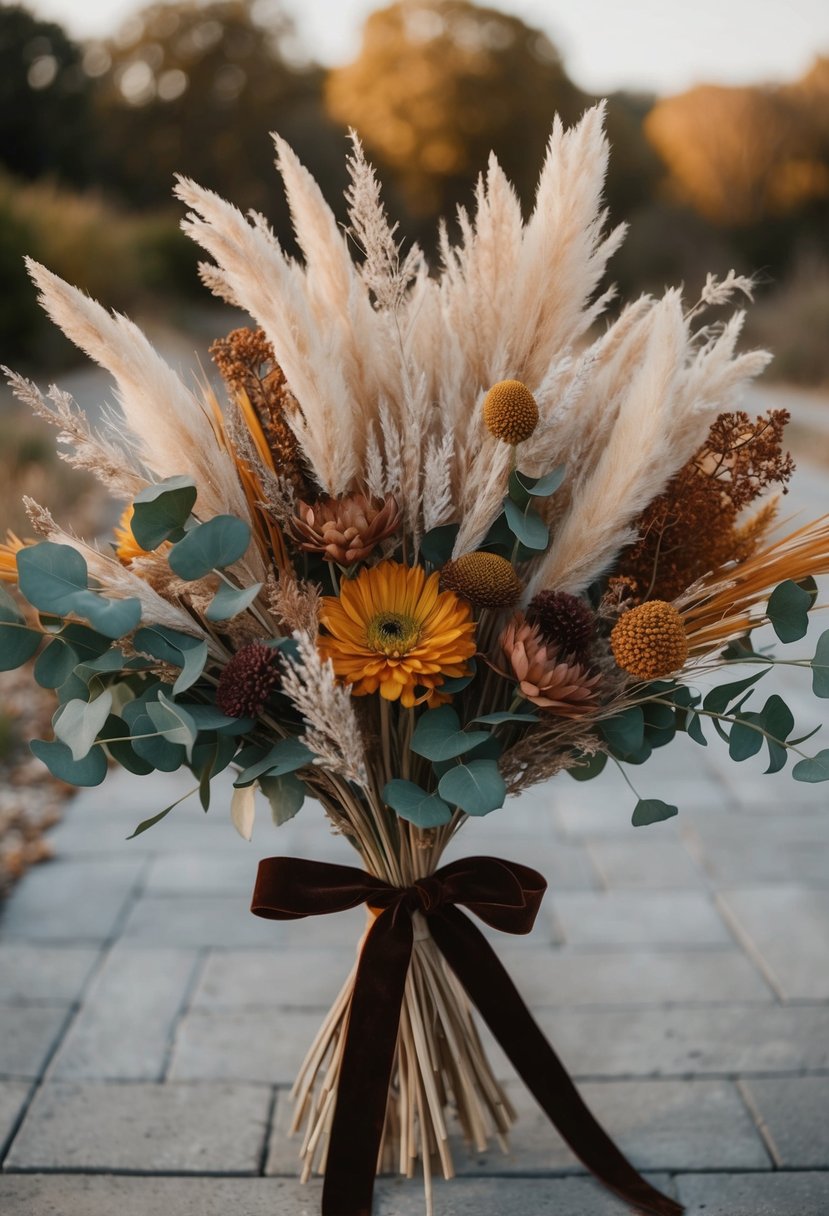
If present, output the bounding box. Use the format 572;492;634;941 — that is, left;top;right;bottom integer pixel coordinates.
252;855;683;1216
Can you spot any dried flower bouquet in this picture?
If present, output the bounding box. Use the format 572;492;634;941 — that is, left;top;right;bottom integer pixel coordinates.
3;105;829;1216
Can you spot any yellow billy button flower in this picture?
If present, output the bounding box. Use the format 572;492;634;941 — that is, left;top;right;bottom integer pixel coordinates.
482;379;539;444
318;560;476;708
610;600;689;681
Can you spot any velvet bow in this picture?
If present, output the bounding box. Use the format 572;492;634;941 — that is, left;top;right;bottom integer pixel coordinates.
252;855;682;1216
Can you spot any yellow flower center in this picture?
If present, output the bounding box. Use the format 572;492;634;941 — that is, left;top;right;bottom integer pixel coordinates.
365;611;422;657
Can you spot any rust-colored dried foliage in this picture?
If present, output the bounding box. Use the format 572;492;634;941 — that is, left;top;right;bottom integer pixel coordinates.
618;409;794;601
210;327;311;495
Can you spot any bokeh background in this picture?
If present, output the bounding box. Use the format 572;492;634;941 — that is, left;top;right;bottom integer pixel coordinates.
1;0;829;886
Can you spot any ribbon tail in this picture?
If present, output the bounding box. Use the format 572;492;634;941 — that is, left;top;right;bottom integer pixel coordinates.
430;907;683;1216
322;906;414;1216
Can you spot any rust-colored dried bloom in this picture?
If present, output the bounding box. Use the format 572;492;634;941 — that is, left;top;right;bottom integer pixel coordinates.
500;615;601;715
215;642;281;718
210;327;311;495
619;409;794;601
610;600;689;682
288;493;400;564
482;380;539;444
527;590;595;660
441;551;522;608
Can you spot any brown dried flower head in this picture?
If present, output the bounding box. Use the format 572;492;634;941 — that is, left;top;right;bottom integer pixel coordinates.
610;600;688;682
441;551;522;608
211;327;311;495
215;641;281;719
288;493;400;564
618;409;794;601
500;615;601;715
527;590;595;660
482;380;539;444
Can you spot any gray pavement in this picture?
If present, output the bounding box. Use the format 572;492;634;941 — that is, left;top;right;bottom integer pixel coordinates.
1;391;829;1214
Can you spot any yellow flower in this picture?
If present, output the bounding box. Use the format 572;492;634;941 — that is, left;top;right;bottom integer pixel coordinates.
0;532;25;582
319;561;476;707
114;506;152;564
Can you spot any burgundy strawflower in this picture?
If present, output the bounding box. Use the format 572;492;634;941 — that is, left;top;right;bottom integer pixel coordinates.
526;590;595;661
216;641;280;718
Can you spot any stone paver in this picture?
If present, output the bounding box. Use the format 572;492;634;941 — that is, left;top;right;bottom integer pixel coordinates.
192;948;349;1010
496;945;773;1005
0;1004;69;1079
0;857;144;942
168;1009;311;1083
586;837;704;889
49;947;198;1080
549;890;731;947
520;1005;829;1078
119;894;288;949
5;1081;273;1172
0;1173;675;1215
718;885;829;999
463;1078;769;1173
677;1171;829;1214
0;1082;30;1155
740;1076;829;1167
0;944;99;1003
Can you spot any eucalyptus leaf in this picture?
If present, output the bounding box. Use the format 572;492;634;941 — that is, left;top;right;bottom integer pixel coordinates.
420;523;459;567
472;711;540;725
129;711;186;772
811;630;829;698
30;738;107;786
53;690;113;761
686;712;707;746
260;772;306;827
502;497;549;551
130;475;197;550
632;798;679;827
767;579;812;644
0;619;42;670
233;738;314;786
168;515;251;580
599;706;645;757
728;716;764;762
146;693;197;760
99;714;154;776
410;706;490;763
437;759;506;816
16;542;141;638
133;626;208;695
567;750;608;781
127;786;197;839
205;581;262;622
382;779;453;827
792;750;829;783
703;669;766;716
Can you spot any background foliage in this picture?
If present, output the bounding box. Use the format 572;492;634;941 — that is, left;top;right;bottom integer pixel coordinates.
1;0;829;383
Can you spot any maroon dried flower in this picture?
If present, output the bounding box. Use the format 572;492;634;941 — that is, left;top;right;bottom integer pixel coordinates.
526;590;595;661
216;641;280;718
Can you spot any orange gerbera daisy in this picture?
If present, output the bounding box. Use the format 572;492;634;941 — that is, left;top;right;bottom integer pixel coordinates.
0;532;26;582
114;505;152;565
319;561;476;707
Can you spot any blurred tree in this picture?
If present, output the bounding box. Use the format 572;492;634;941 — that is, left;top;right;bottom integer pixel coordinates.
88;0;346;218
645;80;829;227
325;0;585;229
0;5;93;185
